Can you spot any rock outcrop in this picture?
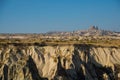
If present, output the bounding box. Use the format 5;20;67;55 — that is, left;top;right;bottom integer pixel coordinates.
0;44;120;80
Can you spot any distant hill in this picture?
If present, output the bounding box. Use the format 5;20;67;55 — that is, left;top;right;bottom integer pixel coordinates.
0;26;120;39
45;26;120;36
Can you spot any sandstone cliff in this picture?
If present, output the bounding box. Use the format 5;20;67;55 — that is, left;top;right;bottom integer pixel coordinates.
0;44;120;80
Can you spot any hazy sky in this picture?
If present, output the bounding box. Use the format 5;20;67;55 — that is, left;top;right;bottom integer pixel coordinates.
0;0;120;33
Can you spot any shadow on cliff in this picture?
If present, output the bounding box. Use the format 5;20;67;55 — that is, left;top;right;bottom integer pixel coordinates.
0;64;8;80
72;46;86;80
3;64;8;80
54;56;70;80
72;44;115;80
25;56;48;80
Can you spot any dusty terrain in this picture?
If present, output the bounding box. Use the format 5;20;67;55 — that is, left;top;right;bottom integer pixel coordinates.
0;35;120;80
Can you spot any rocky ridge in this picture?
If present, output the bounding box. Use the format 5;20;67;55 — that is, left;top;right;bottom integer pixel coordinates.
0;44;120;80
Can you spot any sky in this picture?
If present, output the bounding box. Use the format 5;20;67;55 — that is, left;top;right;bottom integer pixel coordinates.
0;0;120;33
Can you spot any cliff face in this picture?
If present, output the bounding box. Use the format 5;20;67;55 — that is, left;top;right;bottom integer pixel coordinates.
0;44;120;80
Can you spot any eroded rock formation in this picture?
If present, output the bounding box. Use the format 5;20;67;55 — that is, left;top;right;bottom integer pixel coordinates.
0;44;120;80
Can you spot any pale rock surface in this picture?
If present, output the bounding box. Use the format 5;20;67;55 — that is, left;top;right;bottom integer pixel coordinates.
0;44;120;80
